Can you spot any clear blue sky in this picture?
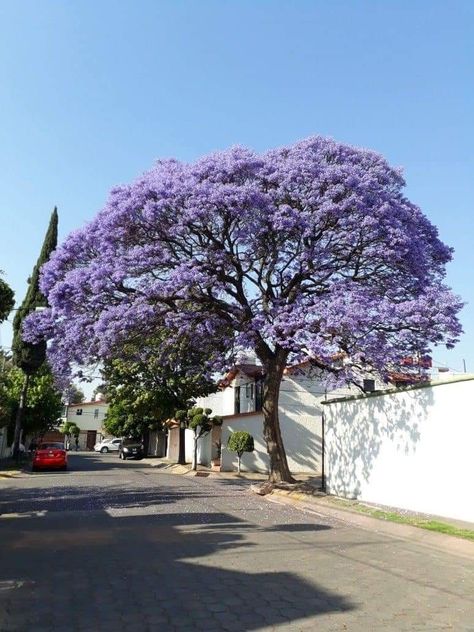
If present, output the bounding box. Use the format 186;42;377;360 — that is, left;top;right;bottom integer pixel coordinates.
1;0;473;376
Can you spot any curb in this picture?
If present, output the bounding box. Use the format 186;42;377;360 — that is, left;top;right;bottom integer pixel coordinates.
0;471;21;479
266;489;474;561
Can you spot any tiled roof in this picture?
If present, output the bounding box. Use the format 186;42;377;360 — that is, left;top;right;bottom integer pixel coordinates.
219;363;264;388
68;400;107;407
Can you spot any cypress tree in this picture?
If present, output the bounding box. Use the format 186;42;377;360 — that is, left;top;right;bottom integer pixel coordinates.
11;207;58;458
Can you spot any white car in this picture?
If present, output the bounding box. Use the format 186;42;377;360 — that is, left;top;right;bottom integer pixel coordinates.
94;438;121;453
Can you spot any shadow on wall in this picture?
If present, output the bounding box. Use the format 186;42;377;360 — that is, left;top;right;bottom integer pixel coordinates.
224;414;322;475
237;448;268;473
279;386;323;472
287;415;321;471
325;386;434;498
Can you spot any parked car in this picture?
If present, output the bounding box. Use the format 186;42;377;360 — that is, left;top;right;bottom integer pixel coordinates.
119;438;144;460
32;442;67;472
94;438;122;453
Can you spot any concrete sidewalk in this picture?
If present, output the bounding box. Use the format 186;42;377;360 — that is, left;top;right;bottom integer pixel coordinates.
266;491;474;561
143;457;474;557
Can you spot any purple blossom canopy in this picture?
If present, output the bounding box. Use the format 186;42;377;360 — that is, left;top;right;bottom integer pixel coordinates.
25;136;463;385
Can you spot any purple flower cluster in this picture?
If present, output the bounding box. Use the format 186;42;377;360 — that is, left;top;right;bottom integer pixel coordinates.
24;136;463;386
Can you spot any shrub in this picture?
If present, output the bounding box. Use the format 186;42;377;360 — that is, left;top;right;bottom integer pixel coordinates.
227;431;254;474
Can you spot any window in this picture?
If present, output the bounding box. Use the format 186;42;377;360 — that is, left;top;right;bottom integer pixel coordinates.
234;386;241;414
255;380;263;411
76;409;83;416
363;379;375;393
245;383;254;399
94;409;99;419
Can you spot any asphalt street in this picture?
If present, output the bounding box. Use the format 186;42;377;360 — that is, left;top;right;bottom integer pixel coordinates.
0;453;473;631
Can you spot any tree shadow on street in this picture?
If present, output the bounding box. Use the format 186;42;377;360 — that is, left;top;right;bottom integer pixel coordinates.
0;508;354;631
0;482;213;515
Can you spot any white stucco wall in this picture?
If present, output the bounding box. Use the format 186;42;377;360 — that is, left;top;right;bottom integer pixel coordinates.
278;374;327;472
219;370;351;474
195;372;260;416
324;376;474;523
221;401;323;475
221;413;268;472
66;402;108;433
167;427;212;465
196;390;233;416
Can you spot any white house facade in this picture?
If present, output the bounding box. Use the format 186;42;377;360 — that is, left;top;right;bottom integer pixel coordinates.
65;399;109;450
193;362;355;473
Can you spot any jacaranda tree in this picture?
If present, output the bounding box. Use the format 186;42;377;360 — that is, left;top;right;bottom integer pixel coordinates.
25;137;462;482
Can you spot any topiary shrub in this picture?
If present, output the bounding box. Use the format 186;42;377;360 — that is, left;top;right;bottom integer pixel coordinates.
174;406;222;470
227;431;254;474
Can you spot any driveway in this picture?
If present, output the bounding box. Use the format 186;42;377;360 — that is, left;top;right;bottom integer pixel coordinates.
0;453;472;631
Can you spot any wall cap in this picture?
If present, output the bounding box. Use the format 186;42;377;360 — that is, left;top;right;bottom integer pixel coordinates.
323;374;474;405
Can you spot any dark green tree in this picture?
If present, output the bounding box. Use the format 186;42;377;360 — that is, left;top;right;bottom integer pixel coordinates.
0;272;14;323
65;384;85;405
59;420;81;447
1;362;63;441
227;431;255;474
0;351;14;426
175;407;222;471
101;333;218;456
11;208;58;458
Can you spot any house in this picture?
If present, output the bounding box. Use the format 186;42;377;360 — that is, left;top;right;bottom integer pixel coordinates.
181;360;361;473
165;362;265;465
64;399;109;450
166;355;415;473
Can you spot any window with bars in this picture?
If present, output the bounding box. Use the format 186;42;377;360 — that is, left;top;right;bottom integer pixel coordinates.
255;380;263;411
234;387;240;414
245;383;254;399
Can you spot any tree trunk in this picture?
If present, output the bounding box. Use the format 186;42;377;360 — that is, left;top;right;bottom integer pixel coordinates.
262;356;295;483
13;373;29;462
237;454;241;474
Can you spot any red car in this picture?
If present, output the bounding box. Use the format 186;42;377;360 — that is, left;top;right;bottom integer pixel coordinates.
32;442;68;472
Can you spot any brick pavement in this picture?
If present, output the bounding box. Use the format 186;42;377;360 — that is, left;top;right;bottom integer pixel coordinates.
0;453;473;631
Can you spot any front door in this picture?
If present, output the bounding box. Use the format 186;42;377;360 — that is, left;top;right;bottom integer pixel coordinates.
86;430;97;451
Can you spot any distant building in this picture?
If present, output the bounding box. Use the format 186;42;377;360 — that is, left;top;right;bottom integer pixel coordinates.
64;398;109;450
